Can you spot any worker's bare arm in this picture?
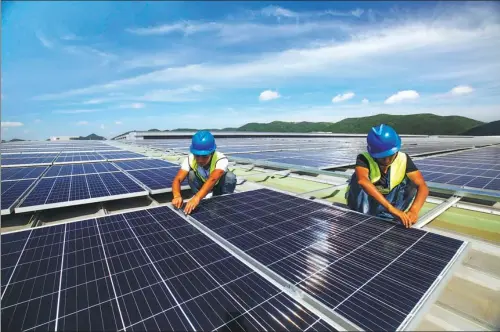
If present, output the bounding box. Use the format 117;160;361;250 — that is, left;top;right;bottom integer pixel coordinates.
406;170;429;223
183;169;224;214
355;166;411;226
171;169;189;208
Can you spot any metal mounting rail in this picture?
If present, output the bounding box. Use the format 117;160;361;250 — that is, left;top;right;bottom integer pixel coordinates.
297;183;349;197
413;195;462;229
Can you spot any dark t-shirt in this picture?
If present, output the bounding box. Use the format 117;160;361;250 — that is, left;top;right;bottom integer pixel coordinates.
355;153;418;189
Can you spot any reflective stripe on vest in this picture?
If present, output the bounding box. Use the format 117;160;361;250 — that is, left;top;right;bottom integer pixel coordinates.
361;152;407;194
189;151;224;185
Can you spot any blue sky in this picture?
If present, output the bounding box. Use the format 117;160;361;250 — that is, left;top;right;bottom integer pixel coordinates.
2;1;500;140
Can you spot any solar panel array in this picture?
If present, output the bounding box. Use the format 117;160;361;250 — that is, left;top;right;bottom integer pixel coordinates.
416;146;500;193
129;136;500;171
15;171;149;214
1;206;333;332
188;188;467;331
113;159;188;194
0;157;189;215
1;189;467;331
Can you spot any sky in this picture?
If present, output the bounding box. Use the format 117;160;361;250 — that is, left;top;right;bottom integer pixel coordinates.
1;1;500;140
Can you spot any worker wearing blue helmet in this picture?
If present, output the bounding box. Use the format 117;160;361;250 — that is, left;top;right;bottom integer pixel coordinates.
172;130;237;214
345;124;429;228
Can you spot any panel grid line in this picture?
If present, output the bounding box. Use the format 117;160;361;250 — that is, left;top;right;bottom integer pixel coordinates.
95;219;127;331
54;224;67;331
1;230;33;300
120;217;197;331
144;209;274;332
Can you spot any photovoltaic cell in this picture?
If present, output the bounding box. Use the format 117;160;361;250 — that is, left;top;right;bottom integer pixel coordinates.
113;159;178;170
1;166;47;181
16;172;148;213
1;206;333;331
125;167;187;193
1;179;36;213
44;162;119;177
189;188;466;331
415;146;500;194
54;153;105;164
98;152;147;161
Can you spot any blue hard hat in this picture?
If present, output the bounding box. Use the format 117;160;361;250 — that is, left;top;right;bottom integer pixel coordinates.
190;130;216;156
366;124;401;158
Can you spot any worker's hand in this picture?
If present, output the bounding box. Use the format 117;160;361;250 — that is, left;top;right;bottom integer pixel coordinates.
389;207;411;228
183;195;201;215
407;210;419;225
172;196;184;209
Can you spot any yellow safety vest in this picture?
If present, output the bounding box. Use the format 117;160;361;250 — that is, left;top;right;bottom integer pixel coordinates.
189;152;225;185
361;152;407;194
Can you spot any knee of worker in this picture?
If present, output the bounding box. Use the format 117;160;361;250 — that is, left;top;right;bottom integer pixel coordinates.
220;171;237;193
346;177;371;213
187;170;202;190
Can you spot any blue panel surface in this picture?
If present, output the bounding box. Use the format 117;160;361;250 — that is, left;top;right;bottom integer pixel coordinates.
113;159;178;170
45;162;119;177
126;167;186;191
190;188;466;331
415;146;500;193
1;225;65;331
98;152;146;160
1;205;333;331
18;172;147;210
1;179;36;211
1;166;47;181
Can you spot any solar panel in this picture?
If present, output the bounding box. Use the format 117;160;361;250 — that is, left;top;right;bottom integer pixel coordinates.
188;188;468;331
113;159;178;171
15;172;148;214
1;156;56;167
1;206;334;331
98;152;147;161
125;168;188;194
1;166;47;181
415;146;500;194
44;162;120;177
1;179;36;215
54;152;105;164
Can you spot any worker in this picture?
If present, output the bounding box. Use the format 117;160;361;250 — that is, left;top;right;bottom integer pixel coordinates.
171;130;237;215
345;124;429;228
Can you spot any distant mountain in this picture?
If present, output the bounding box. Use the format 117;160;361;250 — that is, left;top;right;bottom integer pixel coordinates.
71;133;106;140
235;114;483;135
462;120;500;136
113;113;486;138
9;138;25;142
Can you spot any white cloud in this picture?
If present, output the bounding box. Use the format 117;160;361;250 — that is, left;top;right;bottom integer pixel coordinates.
33;3;500;102
100;124;105;129
115;121;123;125
118;103;145;109
332;92;355;103
36;32;53;49
135;85;205;102
450;85;474;96
83;99;105;105
76;121;88;126
260;6;298;18
53;109;103;114
34;119;42;123
361;98;369;104
384;90;420;104
23;129;30;134
259;90;281;101
1;121;24;128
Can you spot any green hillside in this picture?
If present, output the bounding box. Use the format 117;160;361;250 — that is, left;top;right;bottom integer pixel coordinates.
71;133;106;140
462;120;500;136
234;114;483;135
